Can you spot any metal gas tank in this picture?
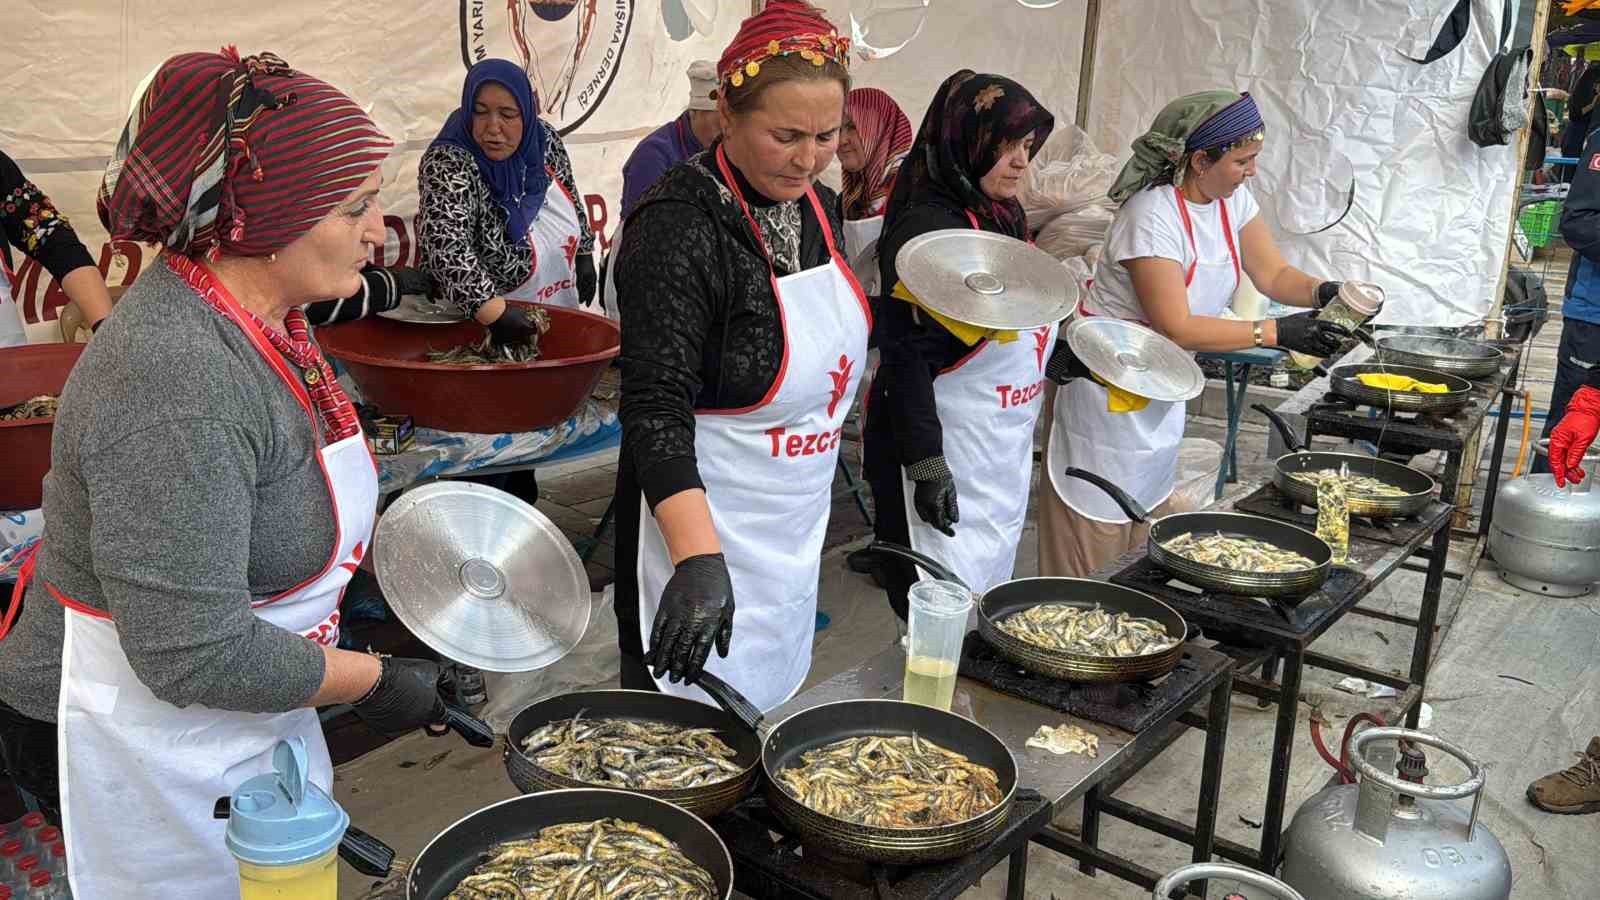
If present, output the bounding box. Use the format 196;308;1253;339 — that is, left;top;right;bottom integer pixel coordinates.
1489;439;1600;596
1281;728;1510;900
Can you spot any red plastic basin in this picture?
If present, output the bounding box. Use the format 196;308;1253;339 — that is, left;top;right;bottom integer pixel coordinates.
0;343;85;510
316;302;621;434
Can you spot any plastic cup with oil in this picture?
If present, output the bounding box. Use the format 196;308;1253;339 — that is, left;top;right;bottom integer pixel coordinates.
223;737;347;900
904;579;973;711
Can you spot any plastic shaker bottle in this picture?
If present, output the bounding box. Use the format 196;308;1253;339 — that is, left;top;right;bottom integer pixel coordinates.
221;737;348;900
1287;281;1384;369
903;579;973;711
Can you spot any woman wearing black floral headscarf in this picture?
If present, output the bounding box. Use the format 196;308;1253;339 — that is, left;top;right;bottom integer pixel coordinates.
861;70;1056;625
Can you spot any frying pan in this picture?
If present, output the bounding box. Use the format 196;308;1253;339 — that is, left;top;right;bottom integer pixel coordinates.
1327;363;1474;415
696;673;1018;865
865;541;1187;683
1060;468;1332;601
1254;404;1435;519
1373;334;1504;380
502;689;761;820
406;789;734;899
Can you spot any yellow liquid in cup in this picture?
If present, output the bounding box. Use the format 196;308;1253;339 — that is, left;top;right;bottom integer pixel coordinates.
238;849;338;900
903;655;958;710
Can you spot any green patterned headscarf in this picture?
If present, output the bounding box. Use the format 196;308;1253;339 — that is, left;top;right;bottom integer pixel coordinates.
1108;90;1248;204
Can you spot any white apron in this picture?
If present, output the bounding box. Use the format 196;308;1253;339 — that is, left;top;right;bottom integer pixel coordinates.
900;210;1058;595
505;166;583;309
34;263;379;899
636;146;871;712
843;214;885;299
1049;188;1239;522
0;256;30;347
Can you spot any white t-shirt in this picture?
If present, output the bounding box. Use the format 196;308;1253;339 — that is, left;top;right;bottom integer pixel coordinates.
1085;183;1259;321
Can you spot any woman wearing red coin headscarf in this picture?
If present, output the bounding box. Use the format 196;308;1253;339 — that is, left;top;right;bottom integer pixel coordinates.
0;49;454;897
611;1;869;711
837;87;913;298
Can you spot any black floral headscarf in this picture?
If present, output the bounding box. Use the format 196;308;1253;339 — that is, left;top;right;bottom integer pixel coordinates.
881;70;1055;241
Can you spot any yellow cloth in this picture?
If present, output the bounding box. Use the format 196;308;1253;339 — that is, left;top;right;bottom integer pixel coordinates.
1092;373;1151;412
891;281;1018;346
1356;373;1449;394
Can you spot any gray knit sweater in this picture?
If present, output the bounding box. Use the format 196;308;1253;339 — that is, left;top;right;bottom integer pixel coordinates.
0;260;337;722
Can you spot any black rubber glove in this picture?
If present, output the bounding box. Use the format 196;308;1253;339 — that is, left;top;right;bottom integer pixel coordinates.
351;657;448;737
487;304;543;345
390;266;438;299
1044;339;1092;385
1315;281;1343;310
1273;312;1351;358
911;473;959;538
645;553;734;684
575;252;598;307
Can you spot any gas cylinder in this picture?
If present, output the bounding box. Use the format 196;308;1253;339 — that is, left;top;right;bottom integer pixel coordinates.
1280;727;1511;900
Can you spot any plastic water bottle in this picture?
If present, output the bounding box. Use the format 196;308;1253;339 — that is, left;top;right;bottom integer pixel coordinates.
9;859;37;892
1;839;24;884
22;830;55;861
44;845;63;883
24;871;64;899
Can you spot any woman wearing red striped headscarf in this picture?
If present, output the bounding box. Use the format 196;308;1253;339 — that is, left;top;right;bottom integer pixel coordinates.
0;49;459;897
838;87;913;298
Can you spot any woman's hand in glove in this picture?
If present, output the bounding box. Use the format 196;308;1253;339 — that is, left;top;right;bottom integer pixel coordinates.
575;253;598;307
487;304;544;346
646;553;734;684
1272;313;1350;358
1044;339;1092;385
1314;281;1343;310
391;266;438;299
908;456;959;537
1550;385;1600;487
351;657;447;737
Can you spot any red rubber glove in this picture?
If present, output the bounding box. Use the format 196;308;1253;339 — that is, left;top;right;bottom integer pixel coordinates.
1550;385;1600;487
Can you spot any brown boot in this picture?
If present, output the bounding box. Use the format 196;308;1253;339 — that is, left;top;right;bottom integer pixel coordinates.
1527;737;1600;814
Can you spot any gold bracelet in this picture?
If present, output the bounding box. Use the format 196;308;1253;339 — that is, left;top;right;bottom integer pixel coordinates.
1252;320;1265;348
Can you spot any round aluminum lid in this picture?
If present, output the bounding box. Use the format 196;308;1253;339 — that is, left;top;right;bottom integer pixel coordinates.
374;481;590;673
894;229;1077;330
1065;317;1205;402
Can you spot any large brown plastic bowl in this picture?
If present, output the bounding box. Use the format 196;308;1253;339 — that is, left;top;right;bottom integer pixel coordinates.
317;302;620;434
0;343;85;510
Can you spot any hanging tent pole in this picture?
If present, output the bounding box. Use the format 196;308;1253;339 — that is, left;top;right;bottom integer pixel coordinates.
1076;0;1102;129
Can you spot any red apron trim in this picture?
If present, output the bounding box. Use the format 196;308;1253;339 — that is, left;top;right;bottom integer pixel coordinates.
0;544;39;642
1170;186;1239;290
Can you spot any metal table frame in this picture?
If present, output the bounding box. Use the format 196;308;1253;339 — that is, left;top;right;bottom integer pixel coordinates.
1197;348;1285;500
750;642;1236;899
1107;496;1452;871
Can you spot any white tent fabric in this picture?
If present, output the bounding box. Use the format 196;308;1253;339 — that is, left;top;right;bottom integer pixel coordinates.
1089;0;1526;326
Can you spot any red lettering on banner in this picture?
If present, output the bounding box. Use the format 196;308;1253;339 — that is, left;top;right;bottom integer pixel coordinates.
586;194;612;253
765;426;844;458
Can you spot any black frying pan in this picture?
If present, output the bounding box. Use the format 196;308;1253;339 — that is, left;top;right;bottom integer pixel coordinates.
406;789;734;899
865;541;1186;683
1254;404;1435;519
1060;468;1332;602
503;689;761;820
696;674;1017;865
1327;363;1474;415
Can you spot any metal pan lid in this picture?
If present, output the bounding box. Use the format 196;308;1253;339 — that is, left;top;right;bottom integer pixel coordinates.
894;229;1077;330
1066;317;1205;402
374;481;590;673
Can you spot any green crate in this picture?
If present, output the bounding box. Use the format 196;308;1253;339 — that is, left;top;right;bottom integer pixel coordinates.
1520;200;1562;248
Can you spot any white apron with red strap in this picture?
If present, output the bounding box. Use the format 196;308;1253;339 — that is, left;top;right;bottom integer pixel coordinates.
16;257;380;899
636;146;871;712
505;165;583;309
0;255;29;347
843;214;886;299
1048;187;1239;522
899;210;1057;595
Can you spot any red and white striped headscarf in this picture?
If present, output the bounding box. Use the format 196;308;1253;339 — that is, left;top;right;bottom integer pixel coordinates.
98;48;391;259
841;88;913;220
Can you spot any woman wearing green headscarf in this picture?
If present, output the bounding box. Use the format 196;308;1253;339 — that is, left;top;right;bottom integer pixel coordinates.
1039;91;1350;577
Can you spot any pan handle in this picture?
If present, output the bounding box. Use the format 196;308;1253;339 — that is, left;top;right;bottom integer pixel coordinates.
1058;468;1151;523
338;824;396;878
694;671;768;738
864;541;971;589
426;701;498;748
1252;403;1307;453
